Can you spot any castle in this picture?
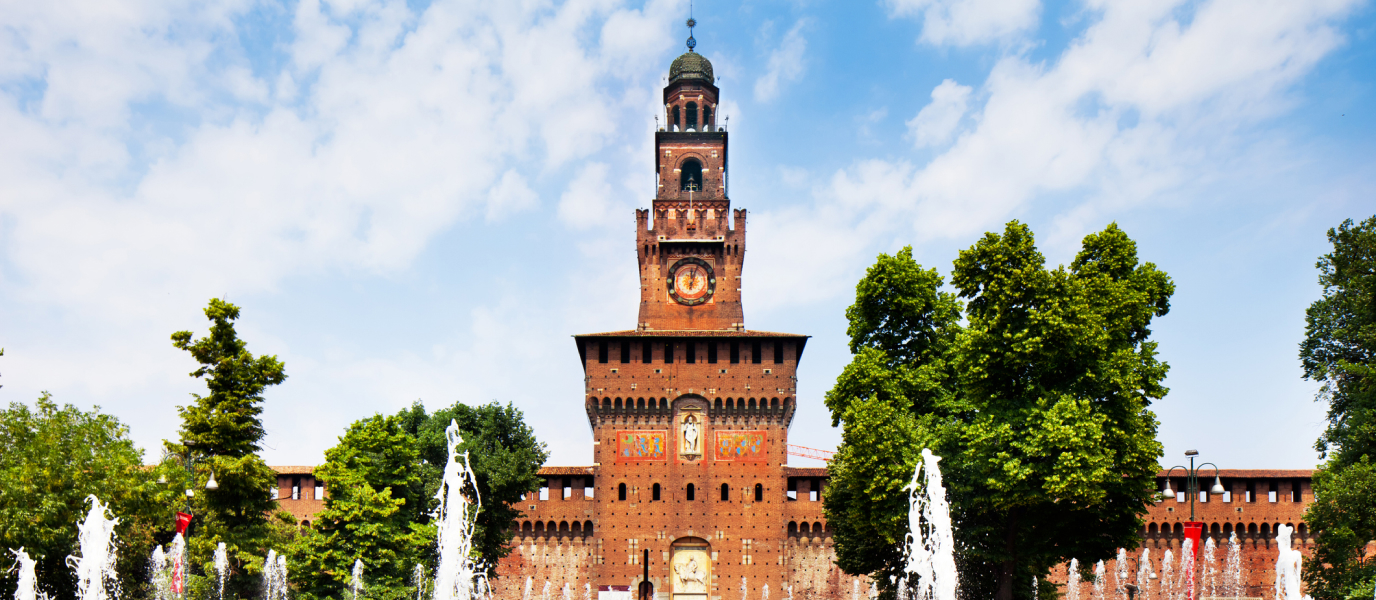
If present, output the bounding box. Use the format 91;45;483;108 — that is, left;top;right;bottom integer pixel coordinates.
271;24;1319;600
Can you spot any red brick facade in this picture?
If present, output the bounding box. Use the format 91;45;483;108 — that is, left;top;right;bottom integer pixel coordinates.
489;46;865;600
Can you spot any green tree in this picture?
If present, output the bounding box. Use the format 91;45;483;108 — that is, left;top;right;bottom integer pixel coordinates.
825;223;1170;600
1300;216;1376;600
0;393;162;599
289;414;433;600
167;298;290;598
398;400;548;577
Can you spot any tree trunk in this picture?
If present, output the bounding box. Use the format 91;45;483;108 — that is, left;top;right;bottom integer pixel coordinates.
995;511;1020;600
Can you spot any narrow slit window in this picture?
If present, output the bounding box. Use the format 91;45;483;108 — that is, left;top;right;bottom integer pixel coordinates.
618;483;627;501
703;105;712;130
774;341;784;364
620;341;631;364
730;342;740;364
643;341;653;364
755;483;763;502
708;343;718;363
686;483;696;501
752;341;762;364
652;483;661;501
720;483;730;501
664;343;674;364
686;102;698;131
686;342;696;364
598;341;608;363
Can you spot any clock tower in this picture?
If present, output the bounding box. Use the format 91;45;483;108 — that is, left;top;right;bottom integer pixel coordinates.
636;22;742;332
498;20;846;600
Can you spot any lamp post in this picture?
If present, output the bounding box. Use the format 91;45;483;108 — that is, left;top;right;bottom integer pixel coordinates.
1161;450;1224;600
158;440;217;595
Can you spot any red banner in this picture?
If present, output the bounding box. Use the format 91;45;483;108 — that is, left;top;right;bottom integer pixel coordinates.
175;512;193;534
1183;522;1203;600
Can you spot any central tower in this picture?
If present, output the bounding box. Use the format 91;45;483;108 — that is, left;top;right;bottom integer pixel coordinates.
636;21;742;332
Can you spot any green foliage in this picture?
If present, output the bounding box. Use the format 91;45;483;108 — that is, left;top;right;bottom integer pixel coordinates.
824;223;1170;600
0;393;162;599
1303;216;1376;466
1300;215;1376;600
289;414;434;599
168;298;291;598
399;400;549;577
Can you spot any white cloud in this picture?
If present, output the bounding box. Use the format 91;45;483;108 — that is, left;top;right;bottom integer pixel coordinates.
754;20;808;103
558;163;617;229
839;0;1361;244
907;79;971;147
887;0;1040;46
487;169;539;222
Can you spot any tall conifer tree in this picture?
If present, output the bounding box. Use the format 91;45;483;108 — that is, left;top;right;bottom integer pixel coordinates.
167;299;288;598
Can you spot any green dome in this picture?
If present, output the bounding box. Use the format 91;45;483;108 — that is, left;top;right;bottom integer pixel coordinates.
669;52;714;84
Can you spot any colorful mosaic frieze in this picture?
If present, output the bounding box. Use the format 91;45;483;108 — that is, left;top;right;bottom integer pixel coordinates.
617;431;668;461
714;431;768;462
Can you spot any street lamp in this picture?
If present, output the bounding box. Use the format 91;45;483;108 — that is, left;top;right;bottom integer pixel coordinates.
1162;449;1224;522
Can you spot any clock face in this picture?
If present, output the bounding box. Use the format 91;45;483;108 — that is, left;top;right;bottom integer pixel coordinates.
667;258;715;306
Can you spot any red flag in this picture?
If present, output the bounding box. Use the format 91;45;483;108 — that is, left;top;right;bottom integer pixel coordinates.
175;512;193;534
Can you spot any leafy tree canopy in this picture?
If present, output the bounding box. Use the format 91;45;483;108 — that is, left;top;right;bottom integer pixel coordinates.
1300;215;1376;600
166;298;291;598
824;222;1170;600
0;393;161;600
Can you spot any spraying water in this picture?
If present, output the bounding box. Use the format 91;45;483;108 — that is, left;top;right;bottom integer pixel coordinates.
148;546;169;600
562;583;571;600
1094;560;1106;600
1224;534;1242;598
523;578;533;600
415;563;429;600
763;584;770;600
1115;549;1128;600
1137;549;1155;600
10;548;44;600
67;496;119;600
262;550;289;600
1178;539;1194;600
585;583;592;600
1274;525;1308;600
167;534;185;598
741;577;748;600
351;559;365;600
896;449;958;600
787;584;793;600
1161;550;1175;600
1203;538;1217;600
852;579;860;600
432;420;488;600
213;542;228;600
542;581;552;600
1067;559;1081;600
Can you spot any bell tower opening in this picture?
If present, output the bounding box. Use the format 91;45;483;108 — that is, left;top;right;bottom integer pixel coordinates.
680;159;703;191
686;102;698;131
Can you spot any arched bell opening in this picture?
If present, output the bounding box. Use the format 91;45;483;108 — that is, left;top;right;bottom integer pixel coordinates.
680;158;703;192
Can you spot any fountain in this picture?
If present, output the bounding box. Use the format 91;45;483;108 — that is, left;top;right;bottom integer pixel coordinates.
214;542;228;600
1224;534;1242;598
416;563;430;600
742;577;749;600
351;559;365;600
585;583;592;600
1274;525;1309;600
1203;538;1217;600
68;496;119;600
1067;559;1081;600
9;548;45;600
523;577;533;600
1137;549;1155;600
432;420;489;600
763;583;770;600
1179;539;1195;600
148;545;169;600
1161;550;1175;600
1094;560;1106;600
542;581;551;600
262;550;289;600
896;449;958;600
562;583;572;600
1115;549;1128;600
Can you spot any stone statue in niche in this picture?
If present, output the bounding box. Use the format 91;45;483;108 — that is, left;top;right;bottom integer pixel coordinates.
681;413;700;455
674;555;706;593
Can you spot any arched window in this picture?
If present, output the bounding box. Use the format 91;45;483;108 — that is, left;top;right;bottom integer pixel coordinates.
686;102;698;131
584;520;594;534
559;521;569;533
1148;523;1158;535
800;522;810;534
618;483;627;501
653;483;662;501
788;521;797;535
814;522;823;534
1260;523;1271;535
673;106;681;131
687;483;696;501
703;105;712;130
1173;523;1184;534
681;159;703;192
572;521;582;533
721;483;730;501
755;483;763;502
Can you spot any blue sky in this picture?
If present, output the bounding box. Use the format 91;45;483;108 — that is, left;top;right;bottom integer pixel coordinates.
1;0;1372;470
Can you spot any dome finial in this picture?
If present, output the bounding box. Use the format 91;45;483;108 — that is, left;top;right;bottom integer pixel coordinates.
686;1;697;52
